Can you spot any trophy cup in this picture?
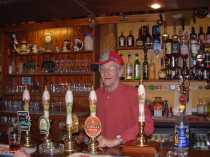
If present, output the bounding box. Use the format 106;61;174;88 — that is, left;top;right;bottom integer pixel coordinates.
84;87;101;154
22;86;33;147
64;86;74;153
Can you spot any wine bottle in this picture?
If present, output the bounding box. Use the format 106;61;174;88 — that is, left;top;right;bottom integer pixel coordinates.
118;32;126;48
127;31;134;47
136;27;143;48
126;54;133;80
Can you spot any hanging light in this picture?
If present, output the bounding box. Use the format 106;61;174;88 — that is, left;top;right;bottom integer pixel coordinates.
148;0;164;10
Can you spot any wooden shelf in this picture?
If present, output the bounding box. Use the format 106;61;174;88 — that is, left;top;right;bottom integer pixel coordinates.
9;50;94;57
154;116;210;128
4;93;89;97
116;46;144;51
8;72;93;77
0;110;66;117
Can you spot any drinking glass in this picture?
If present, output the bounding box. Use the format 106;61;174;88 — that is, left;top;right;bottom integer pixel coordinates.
8;125;21;151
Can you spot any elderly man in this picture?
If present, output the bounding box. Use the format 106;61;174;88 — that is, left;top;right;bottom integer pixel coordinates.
96;50;154;148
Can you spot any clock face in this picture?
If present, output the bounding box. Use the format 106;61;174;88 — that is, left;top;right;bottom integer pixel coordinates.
44;33;52;43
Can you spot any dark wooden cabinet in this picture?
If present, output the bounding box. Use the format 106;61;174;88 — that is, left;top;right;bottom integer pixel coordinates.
0;21;98;143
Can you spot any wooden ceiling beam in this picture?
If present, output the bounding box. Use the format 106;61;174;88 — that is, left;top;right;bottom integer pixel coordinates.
0;14;160;32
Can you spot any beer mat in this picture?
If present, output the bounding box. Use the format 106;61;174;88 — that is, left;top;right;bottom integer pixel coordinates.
70;153;128;157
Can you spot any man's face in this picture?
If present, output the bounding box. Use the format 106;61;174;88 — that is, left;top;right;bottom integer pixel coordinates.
99;61;123;90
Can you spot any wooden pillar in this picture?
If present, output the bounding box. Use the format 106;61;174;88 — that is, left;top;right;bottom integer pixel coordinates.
99;24;117;55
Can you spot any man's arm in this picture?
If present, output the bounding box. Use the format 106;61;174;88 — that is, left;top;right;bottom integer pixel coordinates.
120;105;154;142
144;105;154;136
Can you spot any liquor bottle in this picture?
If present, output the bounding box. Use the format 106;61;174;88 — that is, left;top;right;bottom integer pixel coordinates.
158;58;167;80
136;27;143;48
190;27;199;59
134;53;141;80
143;49;149;80
149;58;156;80
174;113;189;156
198;26;205;45
190;58;197;80
206;26;210;44
170;56;178;80
144;25;152;49
165;36;172;58
152;24;161;55
126;54;133;80
181;58;190;79
172;25;180;57
180;32;190;59
120;54;125;80
163;100;169;117
118;32;126;48
127;31;134;47
142;25;147;44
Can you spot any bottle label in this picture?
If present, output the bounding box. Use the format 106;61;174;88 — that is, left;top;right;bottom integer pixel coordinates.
174;124;189;148
136;40;143;47
134;64;141;79
119;38;125;47
172;42;179;54
165;42;172;54
128;37;133;47
126;64;133;79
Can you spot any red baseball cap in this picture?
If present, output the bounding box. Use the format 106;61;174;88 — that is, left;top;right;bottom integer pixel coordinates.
97;50;124;65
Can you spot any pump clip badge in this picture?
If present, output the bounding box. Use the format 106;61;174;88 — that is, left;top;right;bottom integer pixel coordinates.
84;116;101;138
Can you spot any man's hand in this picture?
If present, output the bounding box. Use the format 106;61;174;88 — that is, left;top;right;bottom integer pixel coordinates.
97;136;121;148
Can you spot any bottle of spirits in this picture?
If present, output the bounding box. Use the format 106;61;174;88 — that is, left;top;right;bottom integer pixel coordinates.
118;32;126;48
143;49;149;80
127;31;134;47
165;36;172;58
190;27;199;59
149;58;156;80
134;53;141;80
120;54;125;80
172;25;180;57
145;25;152;49
174;112;189;157
198;26;205;45
152;24;161;55
136;27;144;48
206;26;210;44
181;58;190;79
158;58;167;80
126;54;133;80
180;32;190;59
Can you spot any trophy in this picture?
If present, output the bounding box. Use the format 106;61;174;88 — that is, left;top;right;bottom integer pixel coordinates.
84;87;101;154
22;86;33;147
64;86;74;153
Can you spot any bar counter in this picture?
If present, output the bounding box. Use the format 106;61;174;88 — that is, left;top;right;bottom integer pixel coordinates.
30;143;210;157
31;147;210;157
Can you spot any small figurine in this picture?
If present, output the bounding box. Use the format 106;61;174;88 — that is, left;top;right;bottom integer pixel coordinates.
10;33;18;53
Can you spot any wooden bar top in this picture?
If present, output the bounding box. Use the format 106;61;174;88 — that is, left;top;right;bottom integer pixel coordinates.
31;144;210;157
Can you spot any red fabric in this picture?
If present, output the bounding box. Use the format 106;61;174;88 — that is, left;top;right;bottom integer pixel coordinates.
96;83;154;143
